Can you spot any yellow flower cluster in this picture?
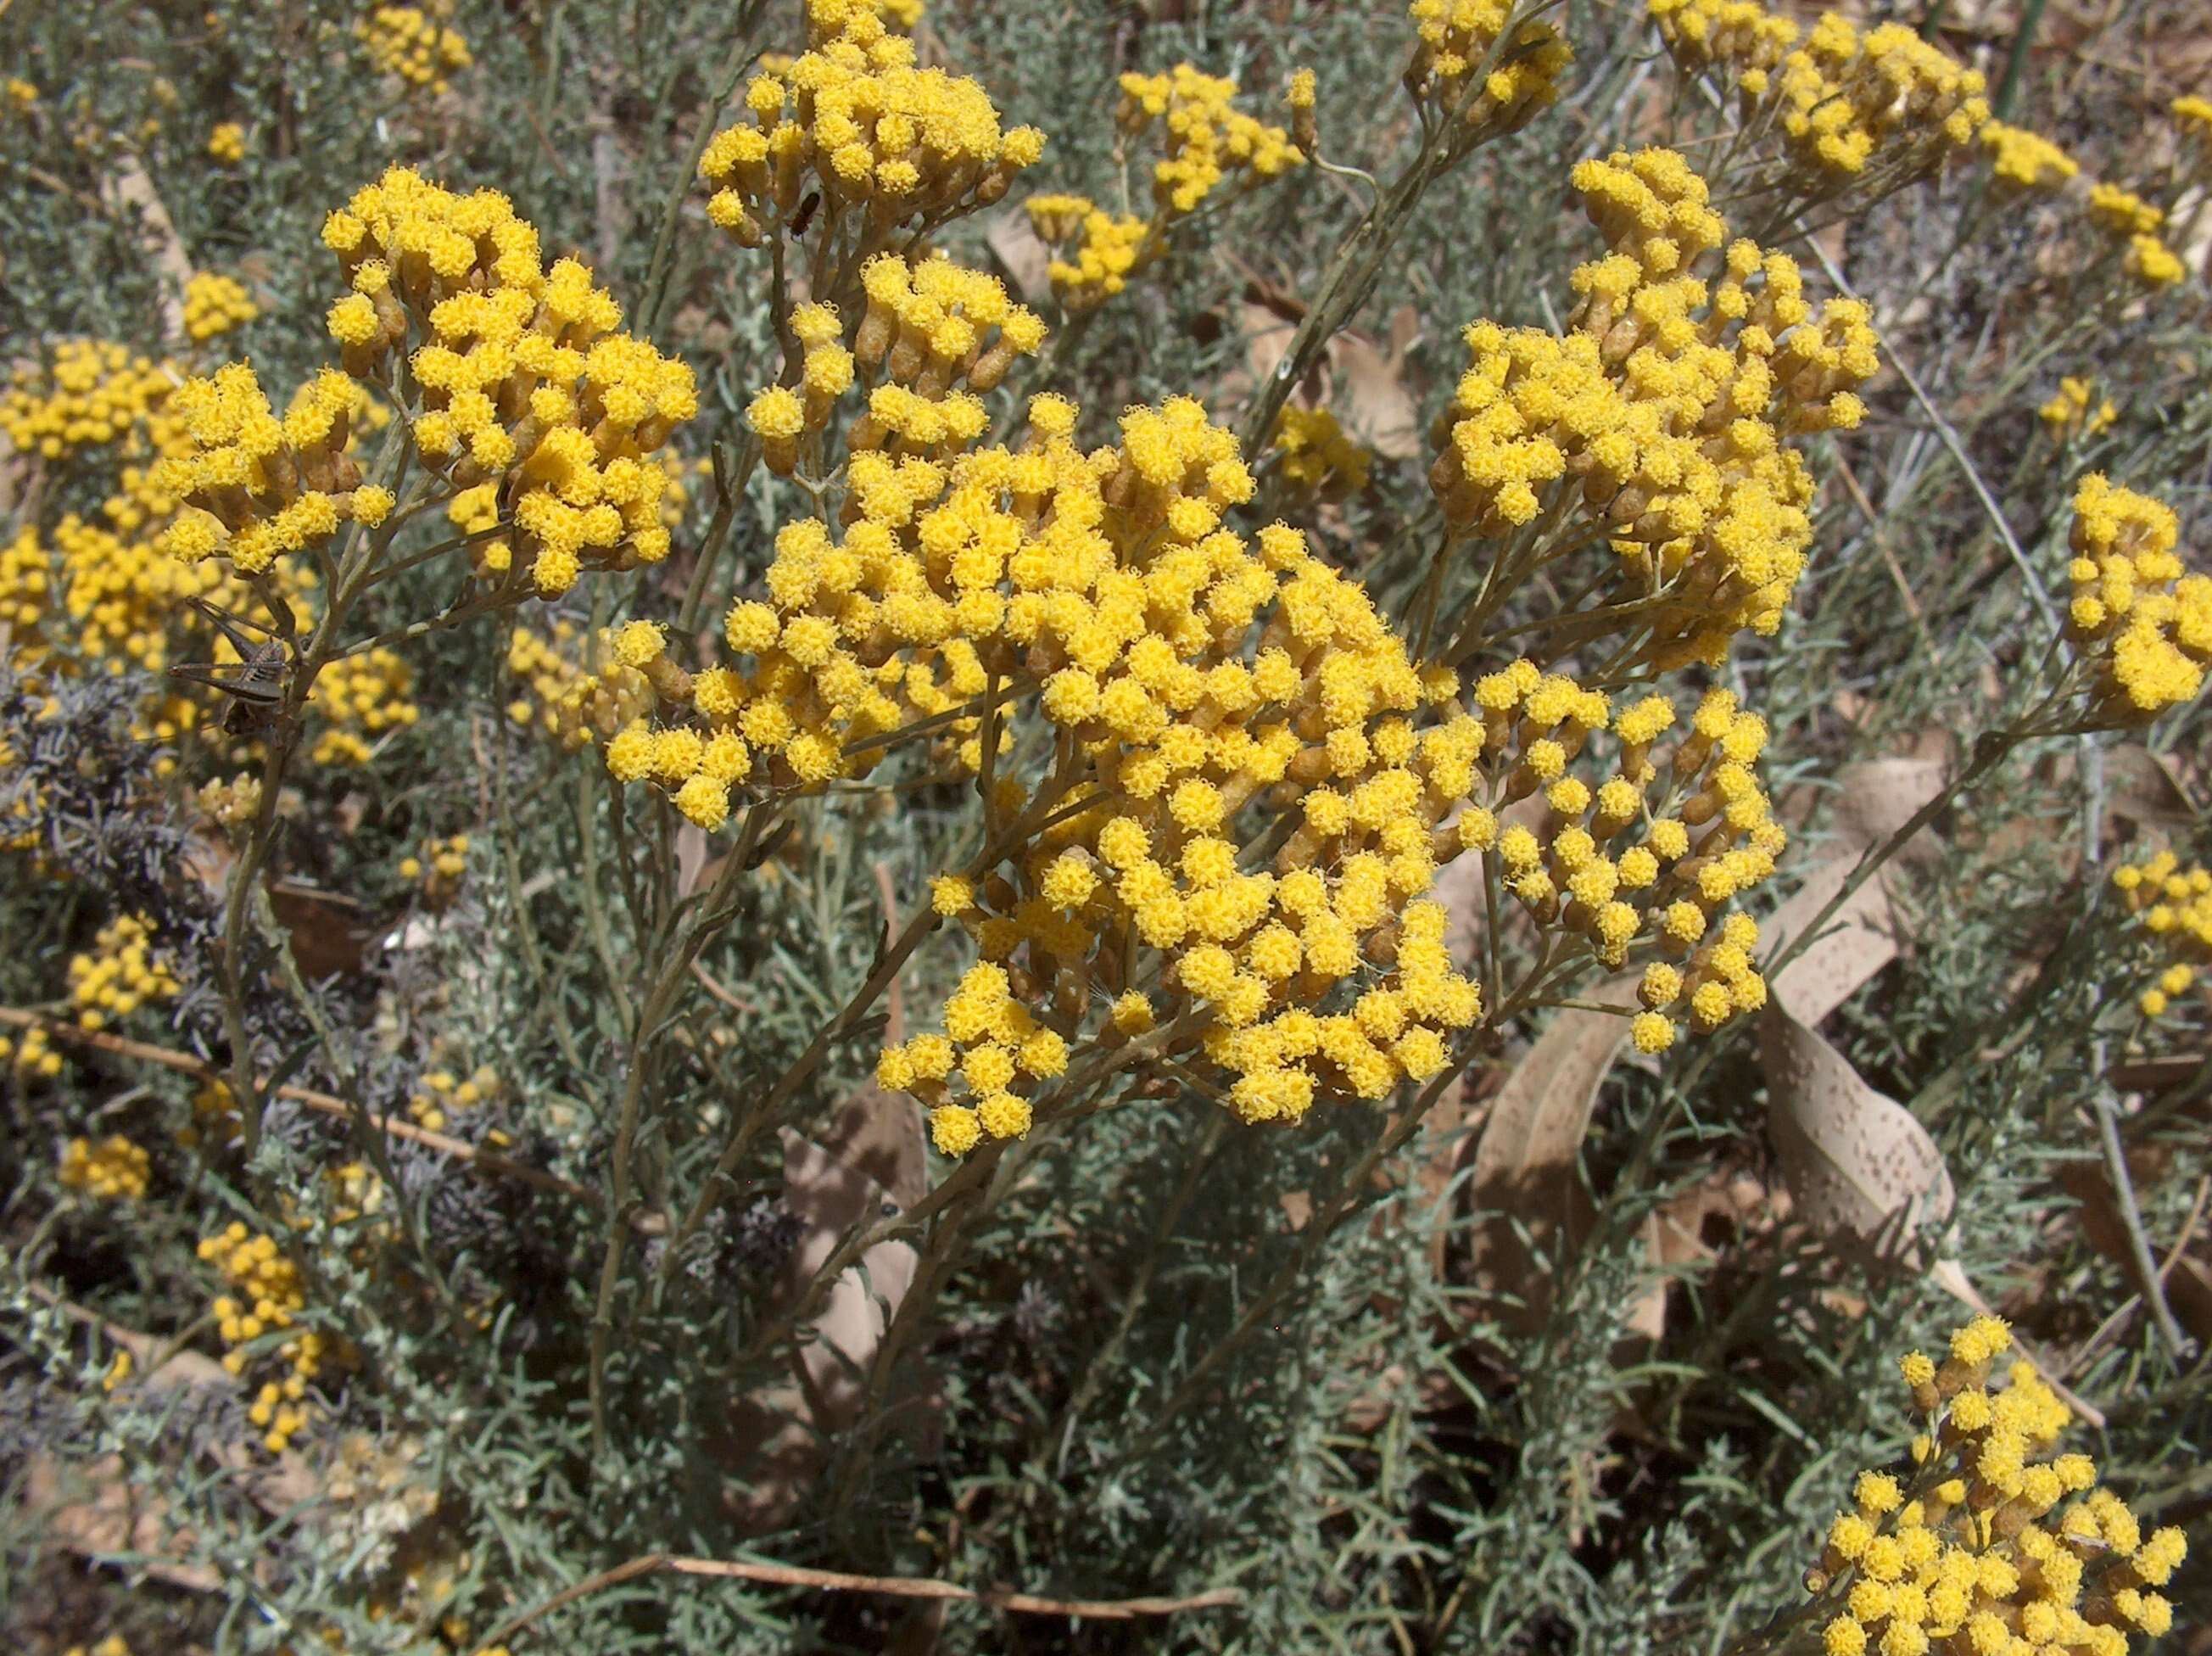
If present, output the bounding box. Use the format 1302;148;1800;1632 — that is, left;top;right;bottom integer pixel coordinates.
59;1134;152;1199
451;450;692;581
356;5;472;93
1771;16;1987;181
1028;199;1150;314
1808;1318;2186;1656
1648;2;1986;193
1272;407;1372;500
2112;851;2210;1018
1639;0;1797;87
2176;94;2212;143
1025;64;1305;314
0;525;51;645
506;620;657;749
53;512;228;679
4;78;36;113
746;258;1043;476
399;833;470;905
208;120;247;164
182;271;260;343
2124;234;2185;288
2077;185;2186;286
1406;0;1574;137
2039;378;2115;441
1119;63;1305;213
699;0;1042;248
607;306;1790;1151
872;465;1499;1142
0;341;176;461
0;1021;59;1077
2087;184;2161;237
63;1640;128;1656
198;773;264;833
2064;474;2210;721
407;1059;501;1131
1431;149;1878;666
155;362;394;575
69;913;179;1032
1483;678;1784;1051
1981;120;2077;193
198;1221;326;1447
309;645;419;766
314;165;697;596
0;349;361;751
179;1078;245;1150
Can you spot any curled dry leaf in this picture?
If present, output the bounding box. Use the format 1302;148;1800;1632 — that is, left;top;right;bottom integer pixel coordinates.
1215;280;1421;460
1758;750;1947;1024
1758;755;1963;1260
1762;849;1908;1028
2100;742;2201;835
1466;972;1639;1332
724;1094;926;1533
983;208;1053;309
1757;1007;1953;1252
1328;307;1422;461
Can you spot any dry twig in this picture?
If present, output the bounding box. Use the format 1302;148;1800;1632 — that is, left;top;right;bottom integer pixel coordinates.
470;1551;1241;1651
0;1005;592;1204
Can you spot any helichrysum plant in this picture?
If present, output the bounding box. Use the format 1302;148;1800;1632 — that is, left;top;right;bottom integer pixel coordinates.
2;0;2208;1649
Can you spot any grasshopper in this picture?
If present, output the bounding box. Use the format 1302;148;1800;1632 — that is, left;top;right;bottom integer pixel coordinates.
170;592;299;737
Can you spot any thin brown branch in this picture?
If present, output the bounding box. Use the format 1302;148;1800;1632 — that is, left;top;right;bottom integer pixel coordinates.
687;959;758;1014
470;1551;1241;1651
0;1005;591;1205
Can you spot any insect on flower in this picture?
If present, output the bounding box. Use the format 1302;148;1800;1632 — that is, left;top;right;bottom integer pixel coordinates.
170;594;297;736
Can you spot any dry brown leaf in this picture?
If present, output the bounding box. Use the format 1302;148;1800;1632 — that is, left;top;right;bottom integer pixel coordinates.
1758;1008;1953;1251
24;1453;224;1592
1623;1168;1782;1340
1329;314;1422;461
2109;1052;2210;1094
1228;298;1300;411
21;1314;322;1590
1757;755;1980;1284
1466;973;1639;1329
1762;854;1903;1028
1216;282;1422;460
724;1088;926;1531
982;209;1053;309
2102;743;2200;833
1763;756;1946;1025
1830;756;1947;856
675;822;712;897
270;882;377;980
